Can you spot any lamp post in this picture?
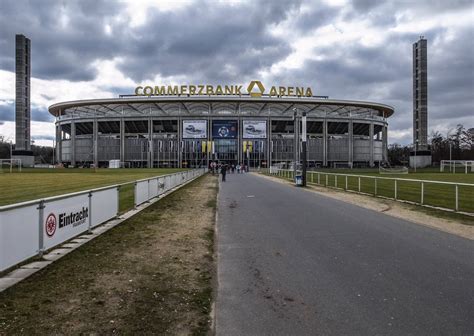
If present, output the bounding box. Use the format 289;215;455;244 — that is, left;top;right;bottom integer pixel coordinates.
293;108;298;177
301;111;307;186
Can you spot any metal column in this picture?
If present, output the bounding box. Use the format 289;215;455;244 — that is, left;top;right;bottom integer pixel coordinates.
93;119;98;168
148;118;153;168
369;123;374;167
382;125;388;163
267;117;271;167
71;121;76;167
56;122;61;165
323;119;328;167
120;118;125;164
348;120;353;168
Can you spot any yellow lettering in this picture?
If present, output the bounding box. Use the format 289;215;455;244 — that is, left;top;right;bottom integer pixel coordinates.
215;85;223;95
154;86;165;95
305;88;313;97
198;85;205;94
296;87;304;97
235;85;242;95
287;87;294;96
167;85;179;95
189;85;196;95
143;86;153;95
269;86;278;96
279;87;286;96
135;86;143;95
206;85;214;95
180;85;187;95
224;85;233;95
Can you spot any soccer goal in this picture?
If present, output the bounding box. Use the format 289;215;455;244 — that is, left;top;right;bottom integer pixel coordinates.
379;166;409;174
440;160;474;174
0;159;22;173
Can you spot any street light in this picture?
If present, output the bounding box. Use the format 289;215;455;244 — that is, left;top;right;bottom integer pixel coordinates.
301;111;307;186
292;107;307;186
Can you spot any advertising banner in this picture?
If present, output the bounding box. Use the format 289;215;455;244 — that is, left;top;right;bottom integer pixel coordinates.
43;193;90;250
90;188;118;228
243;120;267;139
0;204;39;272
183;120;207;139
212;120;238;138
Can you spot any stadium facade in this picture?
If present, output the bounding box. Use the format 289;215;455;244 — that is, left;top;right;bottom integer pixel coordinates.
48;82;394;168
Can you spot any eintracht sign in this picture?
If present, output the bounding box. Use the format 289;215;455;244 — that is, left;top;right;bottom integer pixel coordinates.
134;80;313;98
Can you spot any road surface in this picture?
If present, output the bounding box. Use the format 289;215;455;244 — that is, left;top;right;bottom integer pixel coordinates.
215;173;474;335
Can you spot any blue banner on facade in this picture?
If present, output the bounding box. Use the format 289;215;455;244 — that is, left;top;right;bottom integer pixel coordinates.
212;120;238;138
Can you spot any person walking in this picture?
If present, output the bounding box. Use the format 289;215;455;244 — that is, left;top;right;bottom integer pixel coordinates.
221;163;227;182
236;163;241;174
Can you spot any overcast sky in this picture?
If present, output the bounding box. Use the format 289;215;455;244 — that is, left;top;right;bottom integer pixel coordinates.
0;0;473;146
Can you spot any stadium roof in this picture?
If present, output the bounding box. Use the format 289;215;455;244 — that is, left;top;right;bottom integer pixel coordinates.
49;96;394;119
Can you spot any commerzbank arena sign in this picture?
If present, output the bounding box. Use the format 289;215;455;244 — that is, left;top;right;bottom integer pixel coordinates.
134;80;313;98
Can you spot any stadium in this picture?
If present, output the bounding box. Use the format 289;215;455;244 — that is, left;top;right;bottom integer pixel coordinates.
48;82;394;168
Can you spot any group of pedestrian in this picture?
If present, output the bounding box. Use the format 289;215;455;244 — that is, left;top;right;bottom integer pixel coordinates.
209;161;249;182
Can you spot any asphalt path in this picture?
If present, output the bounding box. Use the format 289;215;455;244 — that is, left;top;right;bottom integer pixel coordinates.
215;173;474;335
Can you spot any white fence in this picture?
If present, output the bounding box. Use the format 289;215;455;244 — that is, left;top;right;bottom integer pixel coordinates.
0;169;206;272
269;168;474;215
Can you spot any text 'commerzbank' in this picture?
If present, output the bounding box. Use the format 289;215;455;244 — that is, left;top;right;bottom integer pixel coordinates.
134;81;314;98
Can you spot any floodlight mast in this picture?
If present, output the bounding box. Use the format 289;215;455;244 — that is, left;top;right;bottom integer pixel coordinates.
301;111;307;186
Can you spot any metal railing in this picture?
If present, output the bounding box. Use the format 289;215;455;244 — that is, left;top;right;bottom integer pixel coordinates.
268;168;474;215
0;169;207;272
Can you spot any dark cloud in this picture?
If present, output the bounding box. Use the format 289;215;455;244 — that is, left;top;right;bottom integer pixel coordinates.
0;0;301;83
0;0;472;145
0;101;53;122
0;0;124;81
117;0;301;83
0;103;14;122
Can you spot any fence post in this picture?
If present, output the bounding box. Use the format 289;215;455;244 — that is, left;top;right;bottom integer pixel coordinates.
374;178;377;196
134;182;138;208
335;175;338;188
394;180;397;200
345;176;348;190
37;200;45;257
311;172;314;183
325;174;328;186
117;185;121;216
358;177;361;192
88;191;93;233
318;173;320;185
421;182;424;205
455;184;459;211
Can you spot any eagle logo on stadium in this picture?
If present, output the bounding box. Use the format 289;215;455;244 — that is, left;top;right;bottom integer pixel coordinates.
45;213;57;237
218;126;230;137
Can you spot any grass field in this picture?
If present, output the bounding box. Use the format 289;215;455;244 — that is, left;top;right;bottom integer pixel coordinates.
0;168;185;211
275;168;474;213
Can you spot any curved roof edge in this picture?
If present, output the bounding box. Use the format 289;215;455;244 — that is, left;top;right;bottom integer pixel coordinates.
48;96;395;118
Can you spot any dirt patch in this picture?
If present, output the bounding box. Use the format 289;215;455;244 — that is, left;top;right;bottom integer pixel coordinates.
0;174;218;335
257;173;474;240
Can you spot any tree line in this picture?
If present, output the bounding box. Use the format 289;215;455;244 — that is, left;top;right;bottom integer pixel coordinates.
0;136;54;164
388;124;474;166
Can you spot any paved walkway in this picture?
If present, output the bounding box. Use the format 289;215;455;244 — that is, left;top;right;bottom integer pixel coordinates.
215;173;474;335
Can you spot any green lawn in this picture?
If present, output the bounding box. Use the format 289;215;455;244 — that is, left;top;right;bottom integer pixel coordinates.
275;169;474;213
0;168;185;208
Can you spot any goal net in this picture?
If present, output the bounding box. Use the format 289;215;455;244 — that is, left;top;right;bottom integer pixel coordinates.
379;166;408;174
0;159;22;173
440;160;474;173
